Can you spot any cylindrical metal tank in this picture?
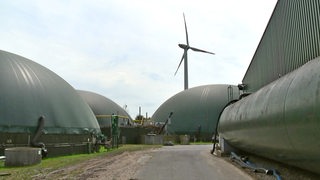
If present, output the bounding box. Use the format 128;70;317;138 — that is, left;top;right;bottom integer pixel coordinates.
218;57;320;174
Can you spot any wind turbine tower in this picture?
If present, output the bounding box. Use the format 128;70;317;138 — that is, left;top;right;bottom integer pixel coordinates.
174;13;215;90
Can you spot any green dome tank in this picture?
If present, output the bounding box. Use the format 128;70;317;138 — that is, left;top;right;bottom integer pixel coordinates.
77;90;132;128
0;50;100;134
152;84;239;140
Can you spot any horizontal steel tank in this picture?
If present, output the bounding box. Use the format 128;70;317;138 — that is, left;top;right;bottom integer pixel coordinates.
218;57;320;174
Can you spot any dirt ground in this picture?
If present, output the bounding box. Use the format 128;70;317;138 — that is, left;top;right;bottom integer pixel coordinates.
32;147;319;180
33;149;156;180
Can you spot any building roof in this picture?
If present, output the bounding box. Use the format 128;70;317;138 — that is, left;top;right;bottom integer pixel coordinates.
242;0;320;92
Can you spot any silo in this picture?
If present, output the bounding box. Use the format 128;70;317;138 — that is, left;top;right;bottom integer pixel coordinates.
152;84;239;141
0;50;101;157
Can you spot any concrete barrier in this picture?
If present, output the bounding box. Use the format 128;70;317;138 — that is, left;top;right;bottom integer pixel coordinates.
179;135;190;145
141;134;163;145
5;147;41;167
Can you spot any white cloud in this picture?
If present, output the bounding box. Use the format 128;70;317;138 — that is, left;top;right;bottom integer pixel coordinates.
0;0;277;117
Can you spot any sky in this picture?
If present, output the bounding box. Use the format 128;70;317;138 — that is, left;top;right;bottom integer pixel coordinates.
0;0;277;118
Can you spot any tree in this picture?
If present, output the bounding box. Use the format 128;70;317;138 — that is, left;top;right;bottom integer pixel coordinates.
135;114;144;120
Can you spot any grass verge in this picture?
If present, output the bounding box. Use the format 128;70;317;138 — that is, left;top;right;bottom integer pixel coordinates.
0;144;161;179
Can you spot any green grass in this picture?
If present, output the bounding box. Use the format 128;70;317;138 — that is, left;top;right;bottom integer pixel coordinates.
0;144;161;179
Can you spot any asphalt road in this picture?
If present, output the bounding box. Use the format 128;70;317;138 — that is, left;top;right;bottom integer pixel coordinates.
134;145;252;180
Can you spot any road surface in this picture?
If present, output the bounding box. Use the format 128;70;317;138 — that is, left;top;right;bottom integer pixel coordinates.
133;145;252;180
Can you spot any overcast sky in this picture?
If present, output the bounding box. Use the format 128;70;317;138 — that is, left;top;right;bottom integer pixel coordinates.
0;0;277;118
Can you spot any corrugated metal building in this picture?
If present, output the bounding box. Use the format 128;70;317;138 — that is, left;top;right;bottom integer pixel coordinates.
243;0;320;92
218;0;320;175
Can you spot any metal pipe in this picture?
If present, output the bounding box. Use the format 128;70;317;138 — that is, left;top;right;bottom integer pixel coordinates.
158;112;173;134
230;152;282;180
211;99;238;154
31;116;48;158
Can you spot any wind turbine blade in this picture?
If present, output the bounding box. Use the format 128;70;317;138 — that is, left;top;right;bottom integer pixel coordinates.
174;53;185;76
183;13;189;46
190;47;215;55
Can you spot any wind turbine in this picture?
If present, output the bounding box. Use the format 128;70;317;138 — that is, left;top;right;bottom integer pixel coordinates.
174;13;215;90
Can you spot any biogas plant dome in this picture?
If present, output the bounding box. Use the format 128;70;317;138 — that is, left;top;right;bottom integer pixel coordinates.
0;50;100;134
152;84;239;140
77;90;132;127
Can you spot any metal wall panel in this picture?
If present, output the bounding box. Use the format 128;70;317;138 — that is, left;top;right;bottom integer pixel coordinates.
243;0;320;92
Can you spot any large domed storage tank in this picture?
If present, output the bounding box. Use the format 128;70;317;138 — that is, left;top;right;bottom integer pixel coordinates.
77;90;132;128
0;50;101;156
77;90;138;143
152;84;239;141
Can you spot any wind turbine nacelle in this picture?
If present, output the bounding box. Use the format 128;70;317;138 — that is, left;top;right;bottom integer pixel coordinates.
178;44;188;49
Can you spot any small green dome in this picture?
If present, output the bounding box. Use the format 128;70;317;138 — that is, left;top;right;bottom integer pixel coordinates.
77;90;132;128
